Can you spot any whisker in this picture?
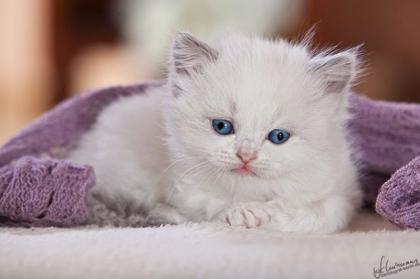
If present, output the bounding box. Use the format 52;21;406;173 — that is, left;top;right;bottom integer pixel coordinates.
155;155;203;184
176;160;210;182
165;160;212;204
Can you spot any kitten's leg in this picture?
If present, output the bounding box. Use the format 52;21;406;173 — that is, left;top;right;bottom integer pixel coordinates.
213;196;357;232
145;203;187;226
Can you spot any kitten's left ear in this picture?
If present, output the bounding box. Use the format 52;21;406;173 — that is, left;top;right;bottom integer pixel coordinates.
311;50;358;94
170;32;218;76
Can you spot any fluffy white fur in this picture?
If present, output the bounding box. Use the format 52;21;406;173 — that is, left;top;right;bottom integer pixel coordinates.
67;32;362;233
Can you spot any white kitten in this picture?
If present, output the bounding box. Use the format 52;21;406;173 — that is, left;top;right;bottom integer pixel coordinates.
68;32;362;232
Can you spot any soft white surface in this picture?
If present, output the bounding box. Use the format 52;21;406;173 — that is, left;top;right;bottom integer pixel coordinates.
1;211;420;279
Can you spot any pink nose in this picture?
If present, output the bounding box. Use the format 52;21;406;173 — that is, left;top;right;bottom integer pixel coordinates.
236;139;258;163
236;149;257;163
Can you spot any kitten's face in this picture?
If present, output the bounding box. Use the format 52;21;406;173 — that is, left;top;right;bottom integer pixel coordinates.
166;32;357;181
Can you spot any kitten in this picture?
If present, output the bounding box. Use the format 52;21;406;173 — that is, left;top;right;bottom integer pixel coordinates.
67;32;362;232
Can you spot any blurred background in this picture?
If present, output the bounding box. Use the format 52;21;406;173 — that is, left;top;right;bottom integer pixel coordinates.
1;0;420;144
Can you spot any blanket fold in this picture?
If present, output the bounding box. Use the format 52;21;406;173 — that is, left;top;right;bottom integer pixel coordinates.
347;94;420;206
0;157;95;226
376;155;420;229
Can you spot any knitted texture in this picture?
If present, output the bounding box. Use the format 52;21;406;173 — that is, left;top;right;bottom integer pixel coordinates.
347;94;420;207
376;156;420;229
348;94;420;173
0;157;95;226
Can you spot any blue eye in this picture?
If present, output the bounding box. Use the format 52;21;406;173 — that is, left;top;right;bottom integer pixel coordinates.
268;129;290;144
212;119;234;135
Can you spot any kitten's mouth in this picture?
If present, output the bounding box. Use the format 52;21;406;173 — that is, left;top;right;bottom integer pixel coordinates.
231;165;257;176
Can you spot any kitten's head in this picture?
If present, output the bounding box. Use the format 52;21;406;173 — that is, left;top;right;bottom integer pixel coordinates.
164;32;359;182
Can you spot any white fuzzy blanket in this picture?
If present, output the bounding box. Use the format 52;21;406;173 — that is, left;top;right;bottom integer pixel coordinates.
1;211;420;279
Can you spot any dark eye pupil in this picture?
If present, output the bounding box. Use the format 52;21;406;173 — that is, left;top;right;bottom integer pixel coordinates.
267;128;290;144
212;119;234;135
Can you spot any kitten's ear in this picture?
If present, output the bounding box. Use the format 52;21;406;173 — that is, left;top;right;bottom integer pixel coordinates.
170;32;218;75
311;50;358;94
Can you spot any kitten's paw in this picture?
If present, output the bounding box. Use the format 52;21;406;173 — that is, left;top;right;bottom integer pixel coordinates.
217;203;271;228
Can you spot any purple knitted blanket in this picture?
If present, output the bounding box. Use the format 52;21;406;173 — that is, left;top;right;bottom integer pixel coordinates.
0;82;419;228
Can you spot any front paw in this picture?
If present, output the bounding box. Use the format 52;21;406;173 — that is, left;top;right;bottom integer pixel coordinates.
216;203;271;228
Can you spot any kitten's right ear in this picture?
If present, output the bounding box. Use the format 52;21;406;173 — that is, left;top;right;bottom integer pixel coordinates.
311;50;359;94
170;32;218;76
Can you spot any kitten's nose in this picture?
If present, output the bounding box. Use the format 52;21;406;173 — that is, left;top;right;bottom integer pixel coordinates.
236;151;257;164
236;140;258;163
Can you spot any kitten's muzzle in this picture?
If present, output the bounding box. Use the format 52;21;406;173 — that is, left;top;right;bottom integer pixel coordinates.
236;139;258;164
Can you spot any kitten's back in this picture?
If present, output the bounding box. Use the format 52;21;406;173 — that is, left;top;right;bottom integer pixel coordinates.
67;86;169;209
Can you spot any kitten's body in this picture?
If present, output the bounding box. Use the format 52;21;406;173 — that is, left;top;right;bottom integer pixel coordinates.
68;33;361;232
